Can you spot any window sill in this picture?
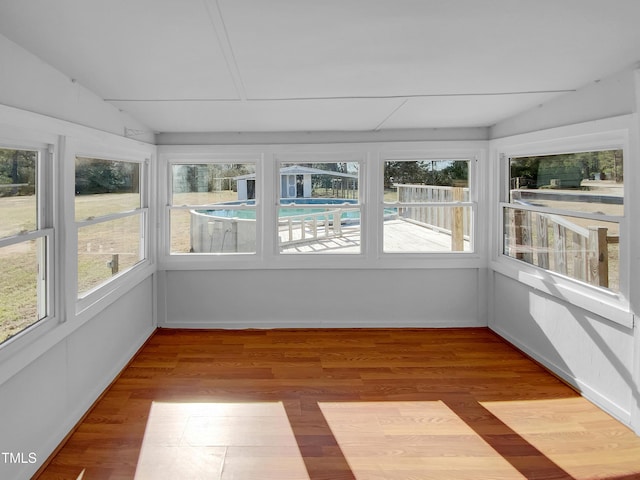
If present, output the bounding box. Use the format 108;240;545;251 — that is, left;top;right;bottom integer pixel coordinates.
490;257;634;329
75;260;155;320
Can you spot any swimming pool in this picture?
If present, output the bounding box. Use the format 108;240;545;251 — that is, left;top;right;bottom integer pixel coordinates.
199;198;361;221
189;198;395;253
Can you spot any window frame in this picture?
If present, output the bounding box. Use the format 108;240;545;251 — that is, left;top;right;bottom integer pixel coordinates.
167;160;259;256
380;156;476;255
492;119;633;327
274;153;365;257
71;148;151;314
160;150;263;267
158;143;488;271
378;149;480;259
0;139;55;347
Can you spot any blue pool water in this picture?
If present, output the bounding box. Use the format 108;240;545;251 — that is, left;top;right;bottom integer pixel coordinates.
199;198;362;221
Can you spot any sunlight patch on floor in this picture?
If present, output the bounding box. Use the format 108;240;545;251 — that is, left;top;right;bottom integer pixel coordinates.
319;401;527;480
481;397;640;479
134;401;309;480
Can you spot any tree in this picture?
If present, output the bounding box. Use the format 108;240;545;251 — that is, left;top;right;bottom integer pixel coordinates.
75;158;139;195
385;160;468;187
510;150;623;189
0;148;36;197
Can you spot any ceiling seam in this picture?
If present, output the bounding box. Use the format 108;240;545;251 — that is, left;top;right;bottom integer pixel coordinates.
105;89;576;103
202;0;247;101
245;90;577;101
373;99;409;131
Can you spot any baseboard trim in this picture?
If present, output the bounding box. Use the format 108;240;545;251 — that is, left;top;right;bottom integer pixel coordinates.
159;318;485;330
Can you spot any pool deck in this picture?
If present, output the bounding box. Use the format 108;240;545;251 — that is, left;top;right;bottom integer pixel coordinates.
280;218;471;254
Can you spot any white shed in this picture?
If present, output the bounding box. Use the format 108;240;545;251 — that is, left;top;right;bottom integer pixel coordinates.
235;165;358;200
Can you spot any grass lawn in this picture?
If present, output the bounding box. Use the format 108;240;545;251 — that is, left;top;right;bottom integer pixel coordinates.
1;193;40;343
0;241;40;343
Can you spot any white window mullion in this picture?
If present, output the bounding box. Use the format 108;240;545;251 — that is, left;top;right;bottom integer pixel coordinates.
0;229;49;248
36;236;48;319
75;207;148;228
140;209;146;263
499;202;622;224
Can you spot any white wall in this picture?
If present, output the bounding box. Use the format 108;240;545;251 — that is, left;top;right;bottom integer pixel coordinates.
632;69;640;440
491;64;638;139
156;128;490;145
490;272;636;424
158;268;486;329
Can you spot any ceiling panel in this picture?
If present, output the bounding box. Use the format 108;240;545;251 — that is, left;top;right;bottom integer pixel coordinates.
380;92;566;129
219;0;640;99
0;0;240;100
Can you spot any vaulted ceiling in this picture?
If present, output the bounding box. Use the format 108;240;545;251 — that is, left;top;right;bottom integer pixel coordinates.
1;0;639;133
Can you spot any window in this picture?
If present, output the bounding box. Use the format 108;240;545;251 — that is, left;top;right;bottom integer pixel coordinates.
383;159;473;253
169;162;257;254
502;149;623;292
276;161;361;254
0;145;51;344
75;156;147;296
159;146;486;267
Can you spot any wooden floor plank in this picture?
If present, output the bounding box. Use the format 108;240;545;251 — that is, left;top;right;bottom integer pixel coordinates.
35;328;640;480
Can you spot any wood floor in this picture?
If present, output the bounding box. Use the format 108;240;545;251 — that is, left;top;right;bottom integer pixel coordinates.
36;328;640;480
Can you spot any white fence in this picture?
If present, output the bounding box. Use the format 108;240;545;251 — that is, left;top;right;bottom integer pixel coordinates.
395;185;470;251
278;209;359;246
